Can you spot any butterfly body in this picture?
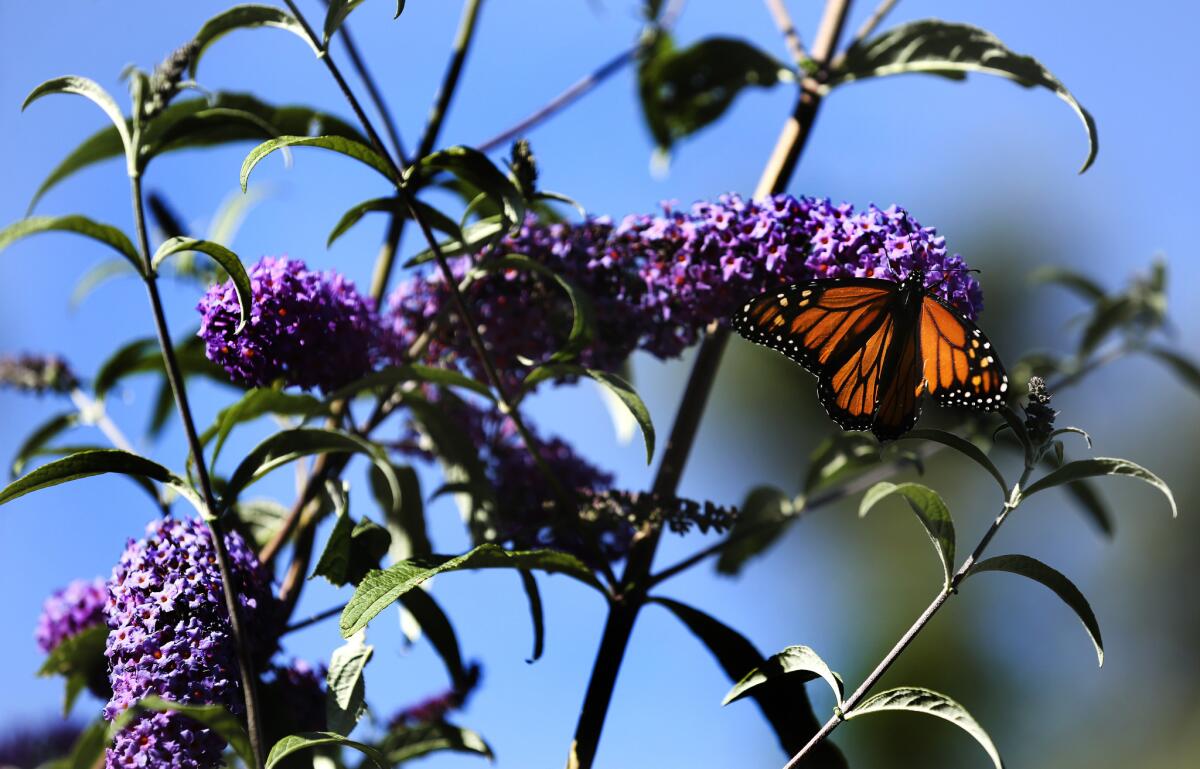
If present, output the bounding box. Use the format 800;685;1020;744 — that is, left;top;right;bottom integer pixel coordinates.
732;270;1008;441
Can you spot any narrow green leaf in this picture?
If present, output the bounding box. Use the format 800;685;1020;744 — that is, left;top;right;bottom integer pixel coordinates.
1030;266;1107;302
0;215;141;273
1021;457;1176;517
266;732;388;769
43;719;108;769
639;36;786;151
404;216;506;266
0;449;201;514
476;254;597;363
651;597;847;764
860;482;956;587
324;0;368;44
23;76;132;168
328;364;495;404
395;1;406;18
845;686;1003;769
715;486;798;576
415;146;525;227
242;135;396;191
723;645;843;707
329;196;462;249
1146;347;1200;395
375;463;432;561
121;697;255;768
326;636;374;736
313;505;392;588
204;389;327;467
804;433;880;495
398;588;470;690
382;722;494;764
225;428;400;504
12;411;79;478
94;338;160;399
1050;426;1092;448
340;544;602;638
523;365;654;463
967;554;1103;666
833;20;1098;172
153;237;252;331
902;429;1007;495
192;4;319;76
71;258;138;307
1062;478;1115;538
519;569;546;663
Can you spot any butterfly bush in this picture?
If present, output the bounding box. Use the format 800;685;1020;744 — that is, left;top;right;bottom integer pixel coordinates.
103;517;275;769
198;256;378;392
35;578;106;653
384;195;984;385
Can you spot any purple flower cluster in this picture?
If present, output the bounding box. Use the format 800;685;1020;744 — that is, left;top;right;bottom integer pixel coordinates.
103;516;275;769
35;578;106;653
389;663;482;727
384;195;983;384
198;256;378;392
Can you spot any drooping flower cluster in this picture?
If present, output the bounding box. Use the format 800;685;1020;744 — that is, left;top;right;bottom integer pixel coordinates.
103;516;275;769
0;354;78;395
384;195;984;385
389;662;483;727
198;256;378;392
35;578;106;653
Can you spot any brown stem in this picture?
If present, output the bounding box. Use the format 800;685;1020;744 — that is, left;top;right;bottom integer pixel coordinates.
764;0;810;67
566;2;855;766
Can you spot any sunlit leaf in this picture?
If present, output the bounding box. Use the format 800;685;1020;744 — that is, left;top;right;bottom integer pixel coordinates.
115;697;255;768
326;635;374;736
23;76;133;169
266;732;388;769
519;570;545;662
902;429;1007;495
0;215;141;273
715;486;799;576
324;0;369;44
0;449;201;514
398;587;471;690
313;499;392;588
327;196;461;248
12;411;79;478
192;4;319;76
723;645;843;707
153;237;251;331
860;482;955;587
203;389;327;467
328;364;495;404
381;722;494;764
1021;457;1176;517
845;686;1003;769
966;553;1103;665
414;146;525;228
834;19;1098;172
404;216;506;266
242;135;396;191
341;544;602;637
522;365;654;463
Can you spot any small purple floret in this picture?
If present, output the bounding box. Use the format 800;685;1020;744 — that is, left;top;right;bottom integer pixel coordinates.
35;578;106;653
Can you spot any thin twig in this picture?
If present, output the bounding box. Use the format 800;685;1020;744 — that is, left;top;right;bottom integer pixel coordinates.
328;5;410;165
282;603;344;635
764;0;811;67
416;0;485;163
851;0;899;46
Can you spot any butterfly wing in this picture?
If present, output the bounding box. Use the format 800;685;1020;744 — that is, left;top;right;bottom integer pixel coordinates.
919;295;1009;412
871;321;923;440
733;279;897;431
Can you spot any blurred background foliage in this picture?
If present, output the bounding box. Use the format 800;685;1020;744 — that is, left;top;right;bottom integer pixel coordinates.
1;1;1198;768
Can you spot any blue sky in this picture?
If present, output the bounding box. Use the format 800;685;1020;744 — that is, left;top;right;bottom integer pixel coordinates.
2;2;1198;768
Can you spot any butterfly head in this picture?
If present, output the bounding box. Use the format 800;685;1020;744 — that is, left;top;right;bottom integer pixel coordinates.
898;268;927;296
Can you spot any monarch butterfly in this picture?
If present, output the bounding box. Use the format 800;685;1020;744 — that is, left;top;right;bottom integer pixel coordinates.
732;269;1008;441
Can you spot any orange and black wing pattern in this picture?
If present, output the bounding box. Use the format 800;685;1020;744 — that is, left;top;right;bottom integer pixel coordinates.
732;279;897;433
918;295;1009;412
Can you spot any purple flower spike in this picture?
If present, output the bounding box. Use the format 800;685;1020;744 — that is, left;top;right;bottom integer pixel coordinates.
103;516;275;769
36;578;106;653
198;256;378;392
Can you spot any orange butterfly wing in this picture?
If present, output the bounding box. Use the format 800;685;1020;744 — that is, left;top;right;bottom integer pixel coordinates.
918;296;1009;412
871;325;924;440
733;279;897;432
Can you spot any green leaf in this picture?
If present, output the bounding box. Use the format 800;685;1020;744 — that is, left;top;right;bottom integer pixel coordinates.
242;135;396;191
327;196;462;248
395;0;406;18
1146;347;1200;395
324;0;369;44
803;433;880;495
313;503;393;588
415;146;525;228
23;76;133;169
326;636;374;736
860;482;956;587
475;254;596;363
71;258;138;306
1031;266;1107;302
234;498;289;550
153;237;252;330
115;697;255;768
341;544;602;637
0;449;201;514
902;429;1007;495
715;486;798;576
639;35;786;151
0;215;141;273
399;587;471;690
204;389;327;467
225;428;401;504
519;569;546;662
404;215;506;266
192;4;319;77
523;365;654;463
38;624;108;713
12;411;79;478
266;732;388;769
966;554;1103;666
845;686;1003;769
328;364;495;404
374;462;432;561
1021;457;1176;518
650;597;847;764
833;20;1098;172
94;338;160;399
381;722;494;764
1062;478;1115;538
723;645;843;707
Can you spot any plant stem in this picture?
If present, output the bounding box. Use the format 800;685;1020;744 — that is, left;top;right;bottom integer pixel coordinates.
783;462;1034;768
566;2;854;766
282;603;344;635
128;173;266;769
416;0;484;163
765;0;810;67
